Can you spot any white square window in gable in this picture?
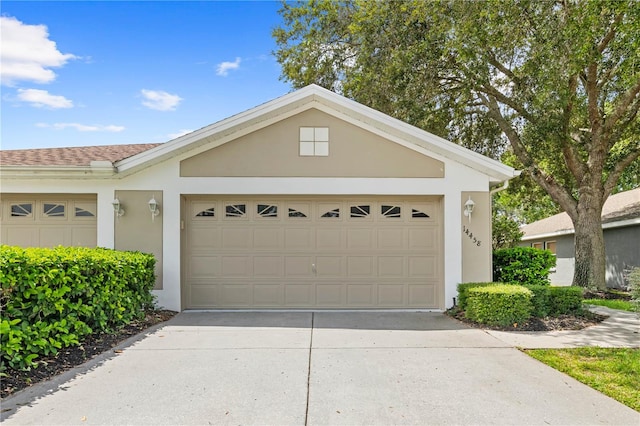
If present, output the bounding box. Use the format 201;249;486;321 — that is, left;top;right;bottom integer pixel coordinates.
299;127;329;157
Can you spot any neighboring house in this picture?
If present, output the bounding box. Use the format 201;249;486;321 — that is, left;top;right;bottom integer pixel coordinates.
520;187;640;289
0;85;518;311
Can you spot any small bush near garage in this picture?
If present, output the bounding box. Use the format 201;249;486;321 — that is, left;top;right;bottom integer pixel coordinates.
547;286;583;315
0;245;156;370
524;285;583;317
493;247;556;286
456;282;503;310
465;284;533;327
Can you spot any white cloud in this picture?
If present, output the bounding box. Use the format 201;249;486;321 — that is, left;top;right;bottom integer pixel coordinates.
167;129;194;139
0;16;77;86
36;122;125;132
140;89;182;111
17;88;73;109
216;57;241;76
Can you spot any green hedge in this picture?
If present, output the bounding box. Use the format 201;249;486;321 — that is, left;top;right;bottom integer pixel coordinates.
465;284;533;327
0;245;156;370
457;282;504;310
493;247;556;286
548;286;583;315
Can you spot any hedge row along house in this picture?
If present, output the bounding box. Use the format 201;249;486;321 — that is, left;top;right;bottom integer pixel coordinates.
0;85;518;312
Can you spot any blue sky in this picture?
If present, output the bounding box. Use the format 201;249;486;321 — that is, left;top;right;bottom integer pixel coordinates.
1;1;293;150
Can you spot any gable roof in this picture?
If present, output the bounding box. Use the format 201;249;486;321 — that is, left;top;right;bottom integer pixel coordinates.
521;187;640;240
0;85;518;181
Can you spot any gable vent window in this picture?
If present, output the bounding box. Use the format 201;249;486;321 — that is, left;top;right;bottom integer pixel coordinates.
299;127;329;156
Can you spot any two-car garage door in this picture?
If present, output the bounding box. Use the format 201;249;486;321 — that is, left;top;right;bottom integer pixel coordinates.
183;196;443;309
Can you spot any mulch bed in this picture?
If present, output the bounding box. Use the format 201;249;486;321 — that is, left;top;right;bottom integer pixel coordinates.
447;308;608;332
1;310;177;400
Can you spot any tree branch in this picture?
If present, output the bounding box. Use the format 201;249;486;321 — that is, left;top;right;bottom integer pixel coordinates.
561;74;589;179
478;92;578;217
603;77;640;135
478;83;537;124
597;12;624;53
603;146;640;198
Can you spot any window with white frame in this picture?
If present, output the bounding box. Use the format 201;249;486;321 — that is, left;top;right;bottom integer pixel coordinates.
299;127;329;156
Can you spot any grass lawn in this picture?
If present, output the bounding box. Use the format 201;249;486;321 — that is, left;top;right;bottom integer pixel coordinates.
584;299;636;312
525;348;640;412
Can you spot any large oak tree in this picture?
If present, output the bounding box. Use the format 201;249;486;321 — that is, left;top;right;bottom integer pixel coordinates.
273;0;640;289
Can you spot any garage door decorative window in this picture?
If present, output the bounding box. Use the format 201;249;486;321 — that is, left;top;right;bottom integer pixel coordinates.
225;204;246;218
195;207;215;217
381;205;402;218
412;209;430;218
10;203;32;217
257;204;278;218
43;203;65;218
350;205;370;218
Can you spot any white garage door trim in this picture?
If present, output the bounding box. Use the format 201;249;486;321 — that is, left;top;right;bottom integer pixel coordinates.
182;196;443;309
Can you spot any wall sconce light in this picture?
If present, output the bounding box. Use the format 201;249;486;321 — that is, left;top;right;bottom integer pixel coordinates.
148;196;160;222
112;198;125;217
463;196;475;223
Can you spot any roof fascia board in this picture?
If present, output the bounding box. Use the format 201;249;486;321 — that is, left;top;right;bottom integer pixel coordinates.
0;164;116;179
521;217;640;240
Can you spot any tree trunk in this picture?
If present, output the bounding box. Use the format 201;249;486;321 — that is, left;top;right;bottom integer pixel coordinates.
572;197;606;290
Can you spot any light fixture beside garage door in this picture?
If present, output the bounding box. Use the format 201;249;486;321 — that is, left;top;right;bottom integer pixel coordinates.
112;198;125;217
463;196;475;223
148;196;160;222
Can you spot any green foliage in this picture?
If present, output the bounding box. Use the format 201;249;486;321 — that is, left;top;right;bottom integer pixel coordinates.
493;247;556;286
0;246;156;370
491;212;523;250
626;267;640;313
548;287;584;316
523;285;552;318
584;298;635;312
465;284;533;327
457;282;502;311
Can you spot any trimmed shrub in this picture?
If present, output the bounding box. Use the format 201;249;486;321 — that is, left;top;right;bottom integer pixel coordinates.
548;286;583;315
493;247;556;286
524;285;552;317
465;284;533;327
1;245;156;370
457;282;503;310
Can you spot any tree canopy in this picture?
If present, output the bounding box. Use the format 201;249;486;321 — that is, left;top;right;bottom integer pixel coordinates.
274;0;640;288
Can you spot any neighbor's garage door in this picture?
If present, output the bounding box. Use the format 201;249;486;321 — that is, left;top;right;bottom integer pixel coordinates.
183;196;442;309
0;194;97;248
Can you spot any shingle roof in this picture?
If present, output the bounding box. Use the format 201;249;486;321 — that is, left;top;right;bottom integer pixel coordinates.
521;187;640;239
0;143;162;167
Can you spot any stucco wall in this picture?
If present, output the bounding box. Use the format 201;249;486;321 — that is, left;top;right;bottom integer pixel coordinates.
605;225;640;289
461;191;491;284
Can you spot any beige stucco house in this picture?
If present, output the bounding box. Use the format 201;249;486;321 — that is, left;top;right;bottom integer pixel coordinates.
0;85;518;311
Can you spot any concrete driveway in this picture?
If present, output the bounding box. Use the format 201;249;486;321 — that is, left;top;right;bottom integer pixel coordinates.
2;312;638;425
